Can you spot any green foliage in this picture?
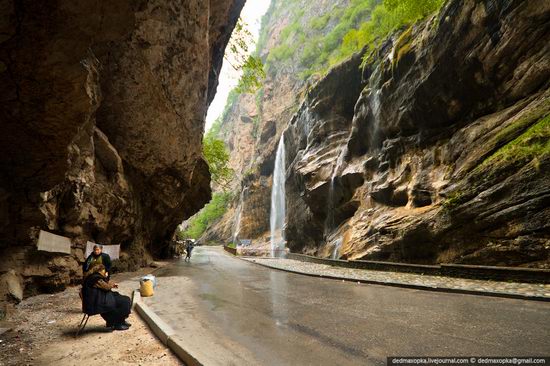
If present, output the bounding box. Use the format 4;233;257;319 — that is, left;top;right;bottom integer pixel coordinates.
235;55;266;94
255;87;264;115
384;0;445;22
281;19;303;42
263;0;445;81
226;19;266;95
227;19;253;64
482;114;550;167
203;135;233;188
181;192;233;239
442;191;465;210
206;118;223;140
309;13;331;30
262;0;380;78
268;43;296;63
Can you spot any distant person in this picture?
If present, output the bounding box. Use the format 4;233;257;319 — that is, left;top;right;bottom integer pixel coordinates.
82;263;131;331
83;244;112;279
185;240;194;261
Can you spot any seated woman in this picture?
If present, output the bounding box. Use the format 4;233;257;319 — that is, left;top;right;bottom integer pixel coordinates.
82;263;132;331
83;244;112;279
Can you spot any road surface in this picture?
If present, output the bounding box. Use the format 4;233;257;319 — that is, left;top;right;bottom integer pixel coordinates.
145;246;550;365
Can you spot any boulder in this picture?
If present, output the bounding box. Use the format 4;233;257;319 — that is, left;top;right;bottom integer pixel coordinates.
0;270;23;303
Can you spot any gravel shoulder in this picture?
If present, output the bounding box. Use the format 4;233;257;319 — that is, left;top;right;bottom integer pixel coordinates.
0;264;182;366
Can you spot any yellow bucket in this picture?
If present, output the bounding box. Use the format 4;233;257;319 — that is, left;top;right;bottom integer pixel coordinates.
140;279;154;297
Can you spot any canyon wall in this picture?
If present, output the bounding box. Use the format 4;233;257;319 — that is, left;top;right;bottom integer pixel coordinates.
0;0;244;309
204;0;351;246
209;0;550;267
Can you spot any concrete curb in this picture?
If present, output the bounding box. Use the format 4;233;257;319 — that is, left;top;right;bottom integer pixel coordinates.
135;301;176;344
134;295;204;366
131;289;141;308
240;257;550;303
167;335;203;366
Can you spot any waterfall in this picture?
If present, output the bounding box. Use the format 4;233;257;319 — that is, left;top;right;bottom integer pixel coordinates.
324;146;347;238
332;237;343;260
369;65;383;149
270;135;286;258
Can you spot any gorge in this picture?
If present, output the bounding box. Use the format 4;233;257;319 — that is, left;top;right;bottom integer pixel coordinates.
203;0;550;268
1;0;549;320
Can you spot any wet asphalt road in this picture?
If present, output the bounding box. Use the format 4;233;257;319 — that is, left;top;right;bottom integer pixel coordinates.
147;246;550;366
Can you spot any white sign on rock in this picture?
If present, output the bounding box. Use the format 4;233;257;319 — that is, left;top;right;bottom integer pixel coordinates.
37;230;72;254
85;241;121;260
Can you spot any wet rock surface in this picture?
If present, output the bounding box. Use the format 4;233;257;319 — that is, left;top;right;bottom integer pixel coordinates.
0;0;244;306
204;0;550;268
282;0;550;266
204;0;351;246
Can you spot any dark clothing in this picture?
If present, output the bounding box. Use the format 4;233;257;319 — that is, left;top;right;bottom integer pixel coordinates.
82;273;116;315
186;243;194;259
82;272;131;325
83;252;112;274
100;292;131;325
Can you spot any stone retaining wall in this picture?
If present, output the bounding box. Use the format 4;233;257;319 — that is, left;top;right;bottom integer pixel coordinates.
286;253;550;283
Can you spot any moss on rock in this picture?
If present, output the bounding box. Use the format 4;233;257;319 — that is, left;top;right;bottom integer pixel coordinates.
482;113;550;168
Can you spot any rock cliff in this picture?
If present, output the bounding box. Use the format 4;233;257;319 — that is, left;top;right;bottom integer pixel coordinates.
0;0;244;309
206;0;350;246
209;0;550;267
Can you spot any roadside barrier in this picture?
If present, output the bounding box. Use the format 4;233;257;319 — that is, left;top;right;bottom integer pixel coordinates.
286;253;550;283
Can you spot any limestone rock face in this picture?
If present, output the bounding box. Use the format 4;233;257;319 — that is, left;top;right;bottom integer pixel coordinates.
0;0;244;301
284;0;550;266
204;0;349;246
0;270;23;303
210;0;549;267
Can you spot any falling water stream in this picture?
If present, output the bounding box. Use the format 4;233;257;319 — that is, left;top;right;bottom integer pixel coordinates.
324;145;347;258
332;237;343;259
270;135;286;257
324;66;382;258
369;65;383;149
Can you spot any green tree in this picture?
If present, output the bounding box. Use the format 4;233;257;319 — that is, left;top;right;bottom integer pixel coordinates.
236;55;266;94
203;135;233;188
179;192;233;239
226;19;266;95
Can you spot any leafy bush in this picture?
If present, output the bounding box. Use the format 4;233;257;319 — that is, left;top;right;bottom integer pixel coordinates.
181;192;233;239
268;43;296;63
309;13;331;30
